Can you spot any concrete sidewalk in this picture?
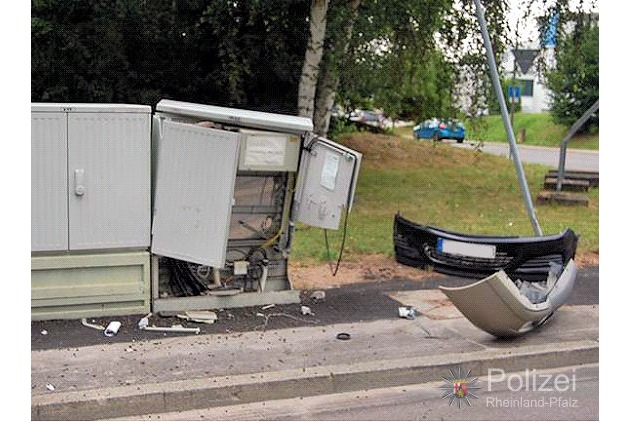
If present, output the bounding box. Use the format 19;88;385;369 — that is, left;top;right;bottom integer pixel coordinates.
31;294;598;420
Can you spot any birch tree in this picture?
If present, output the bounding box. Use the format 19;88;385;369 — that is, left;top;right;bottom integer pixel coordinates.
313;0;362;135
297;0;330;119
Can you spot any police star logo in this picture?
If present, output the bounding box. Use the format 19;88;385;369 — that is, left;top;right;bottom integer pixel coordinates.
439;367;481;407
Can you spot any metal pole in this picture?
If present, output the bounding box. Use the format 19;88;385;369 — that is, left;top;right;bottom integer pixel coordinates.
472;0;543;236
556;99;599;191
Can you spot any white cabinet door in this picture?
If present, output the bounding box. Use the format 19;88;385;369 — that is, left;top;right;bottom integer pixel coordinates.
68;113;151;250
31;112;68;251
151;121;240;267
294;138;362;230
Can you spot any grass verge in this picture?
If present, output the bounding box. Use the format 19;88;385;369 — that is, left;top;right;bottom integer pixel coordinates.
393;113;599;150
466;113;599;150
291;132;598;264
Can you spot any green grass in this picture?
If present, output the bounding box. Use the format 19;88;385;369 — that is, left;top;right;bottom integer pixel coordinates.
393;113;599;150
466;113;599;150
291;132;598;263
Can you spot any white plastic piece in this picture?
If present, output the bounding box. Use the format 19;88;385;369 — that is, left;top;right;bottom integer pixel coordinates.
233;261;249;276
177;311;217;324
310;290;326;301
81;318;105;331
142;325;200;334
398;306;416;320
104;321;122;337
258;263;269;293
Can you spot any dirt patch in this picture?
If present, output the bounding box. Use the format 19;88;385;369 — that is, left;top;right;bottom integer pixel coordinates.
575;251;599;267
289;254;436;290
289;251;599;290
336;132;487;172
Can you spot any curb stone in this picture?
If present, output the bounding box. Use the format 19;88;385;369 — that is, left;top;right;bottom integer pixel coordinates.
31;340;598;420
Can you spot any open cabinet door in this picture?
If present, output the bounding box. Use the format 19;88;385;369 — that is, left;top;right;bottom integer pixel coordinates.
151;120;240;267
294;137;362;230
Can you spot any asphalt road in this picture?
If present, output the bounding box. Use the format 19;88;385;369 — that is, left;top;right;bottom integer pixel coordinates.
31;266;598;351
123;364;598;420
450;140;599;172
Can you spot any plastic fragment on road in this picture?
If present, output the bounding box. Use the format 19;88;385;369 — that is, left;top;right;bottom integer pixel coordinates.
46;384;55;392
138;313;201;334
398;306;417;320
104;321;122;337
310;290;326;301
142;324;201;334
81;318;106;331
439;259;577;337
301;305;313;316
177;310;218;324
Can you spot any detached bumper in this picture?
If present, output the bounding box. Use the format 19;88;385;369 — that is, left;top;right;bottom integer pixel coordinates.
393;213;578;282
439;259;577;337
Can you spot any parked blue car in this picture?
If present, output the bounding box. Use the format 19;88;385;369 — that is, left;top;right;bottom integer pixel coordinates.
413;118;465;143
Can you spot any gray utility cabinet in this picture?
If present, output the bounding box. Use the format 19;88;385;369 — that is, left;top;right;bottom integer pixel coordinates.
150;100;362;313
31;100;362;319
31;104;152;320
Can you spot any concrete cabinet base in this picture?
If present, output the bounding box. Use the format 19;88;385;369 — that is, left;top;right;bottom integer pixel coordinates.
31;252;150;320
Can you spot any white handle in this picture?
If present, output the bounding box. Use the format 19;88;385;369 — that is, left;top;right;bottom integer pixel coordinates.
74;169;86;196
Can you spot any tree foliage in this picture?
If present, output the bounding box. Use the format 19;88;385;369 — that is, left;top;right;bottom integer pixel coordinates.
31;0;310;113
310;0;509;131
32;0;511;127
545;16;598;131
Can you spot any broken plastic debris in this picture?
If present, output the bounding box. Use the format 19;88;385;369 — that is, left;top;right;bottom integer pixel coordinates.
82;318;106;331
141;324;201;334
138;317;149;330
177;310;218;324
41;330;48;335
518;280;547;304
46;384;55;391
398;306;416;320
104;321;122;337
301;305;313;316
137;312;152;329
310;290;326;301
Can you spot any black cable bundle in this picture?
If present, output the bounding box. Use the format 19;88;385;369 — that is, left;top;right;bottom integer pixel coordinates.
163;258;209;296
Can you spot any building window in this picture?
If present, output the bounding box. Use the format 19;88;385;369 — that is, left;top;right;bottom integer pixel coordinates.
517;79;534;97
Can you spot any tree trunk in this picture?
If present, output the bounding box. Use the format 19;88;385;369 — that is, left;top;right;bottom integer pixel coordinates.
313;0;362;136
297;0;330;119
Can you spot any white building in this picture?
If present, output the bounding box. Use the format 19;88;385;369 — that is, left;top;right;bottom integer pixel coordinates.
501;46;555;113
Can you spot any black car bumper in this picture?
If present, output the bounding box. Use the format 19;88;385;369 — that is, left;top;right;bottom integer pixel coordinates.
393;213;578;281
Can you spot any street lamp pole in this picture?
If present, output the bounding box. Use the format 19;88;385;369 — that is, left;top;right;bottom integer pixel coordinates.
472;0;543;236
